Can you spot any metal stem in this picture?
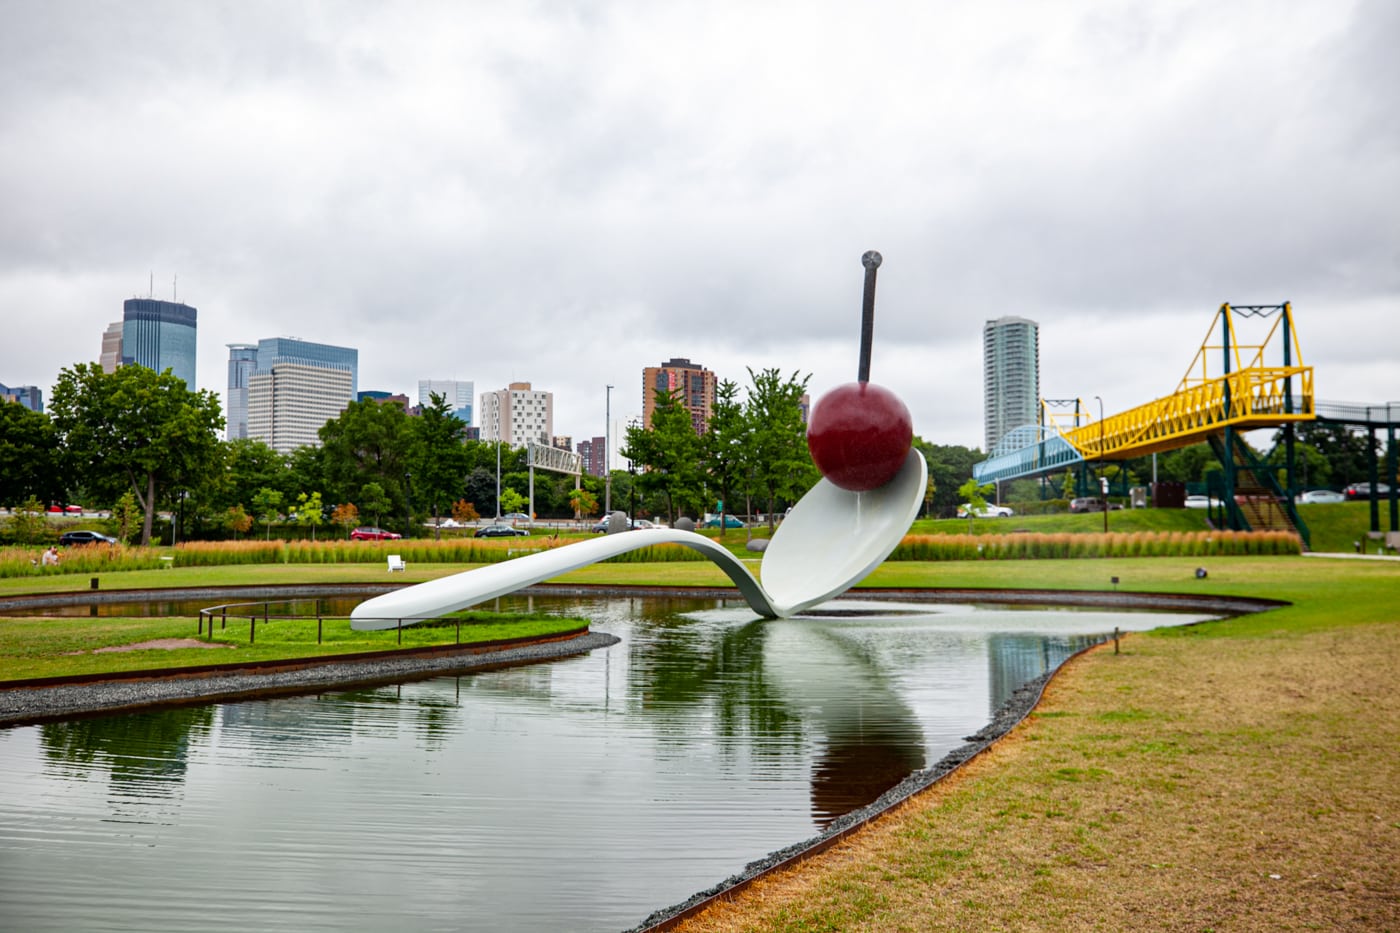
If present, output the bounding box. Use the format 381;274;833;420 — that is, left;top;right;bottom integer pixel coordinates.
858;251;882;382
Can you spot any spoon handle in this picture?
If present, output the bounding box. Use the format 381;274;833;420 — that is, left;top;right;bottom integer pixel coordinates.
858;250;882;383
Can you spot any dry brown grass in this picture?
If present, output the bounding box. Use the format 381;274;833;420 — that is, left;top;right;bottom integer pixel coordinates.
673;623;1400;932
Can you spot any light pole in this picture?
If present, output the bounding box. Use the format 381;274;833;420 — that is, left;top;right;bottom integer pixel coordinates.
604;384;613;515
1095;395;1108;534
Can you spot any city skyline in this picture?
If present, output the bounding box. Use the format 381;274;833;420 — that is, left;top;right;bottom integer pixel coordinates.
3;3;1396;453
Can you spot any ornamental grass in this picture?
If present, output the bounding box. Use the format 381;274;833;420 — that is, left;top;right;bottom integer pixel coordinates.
889;529;1301;561
0;529;1301;579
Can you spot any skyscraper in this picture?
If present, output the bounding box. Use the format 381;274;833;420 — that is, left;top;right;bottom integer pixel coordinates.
479;382;553;446
641;357;716;434
418;379;474;424
0;383;43;412
121;299;197;388
225;344;258;440
100;322;123;374
243;337;358;453
982;316;1040;453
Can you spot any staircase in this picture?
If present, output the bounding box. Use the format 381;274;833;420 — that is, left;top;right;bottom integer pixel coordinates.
1206;432;1310;549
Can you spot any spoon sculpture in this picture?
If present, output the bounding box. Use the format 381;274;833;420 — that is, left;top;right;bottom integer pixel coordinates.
350;252;926;629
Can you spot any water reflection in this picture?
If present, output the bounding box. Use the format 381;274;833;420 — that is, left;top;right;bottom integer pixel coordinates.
0;595;1214;933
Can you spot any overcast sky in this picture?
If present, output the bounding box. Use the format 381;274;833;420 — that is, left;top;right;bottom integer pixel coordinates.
3;0;1396;457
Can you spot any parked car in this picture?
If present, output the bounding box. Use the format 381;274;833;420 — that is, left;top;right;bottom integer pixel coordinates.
64;504;84;514
59;530;119;546
1343;482;1391;500
1184;495;1222;509
591;514;637;533
957;503;1013;518
1070;497;1106;513
703;515;745;528
502;512;532;523
350;526;402;541
1297;489;1345;504
475;522;530;538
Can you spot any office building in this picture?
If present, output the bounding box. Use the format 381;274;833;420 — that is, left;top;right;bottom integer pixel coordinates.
100;322;123;374
0;383;43;412
982;316;1040;453
242;337;358;453
247;364;355;454
255;337;358;395
418;379;474;425
121;299;197;387
642;357;715;434
479;382;553;446
225;344;258;440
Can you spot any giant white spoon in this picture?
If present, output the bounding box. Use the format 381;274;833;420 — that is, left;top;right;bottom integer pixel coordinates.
350;249;924;629
348;449;925;629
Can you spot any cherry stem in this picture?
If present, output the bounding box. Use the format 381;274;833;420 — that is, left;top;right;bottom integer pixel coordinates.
858;250;882;383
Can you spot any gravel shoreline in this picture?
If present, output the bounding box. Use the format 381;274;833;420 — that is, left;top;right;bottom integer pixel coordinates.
0;631;620;726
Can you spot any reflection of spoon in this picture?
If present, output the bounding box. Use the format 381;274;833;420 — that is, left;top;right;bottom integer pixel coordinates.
348;451;925;630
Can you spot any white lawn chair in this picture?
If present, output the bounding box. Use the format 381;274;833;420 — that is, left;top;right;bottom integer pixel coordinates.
387;554;406;572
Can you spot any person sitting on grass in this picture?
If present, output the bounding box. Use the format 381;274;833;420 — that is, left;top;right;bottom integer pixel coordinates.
41;546;60;567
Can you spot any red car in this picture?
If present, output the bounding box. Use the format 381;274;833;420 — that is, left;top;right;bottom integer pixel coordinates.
350;526;402;541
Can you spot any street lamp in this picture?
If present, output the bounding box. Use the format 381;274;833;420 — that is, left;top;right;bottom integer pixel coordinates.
1095;395;1107;534
604;384;613;515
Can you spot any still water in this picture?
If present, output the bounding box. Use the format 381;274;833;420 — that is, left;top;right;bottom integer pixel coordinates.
0;595;1214;932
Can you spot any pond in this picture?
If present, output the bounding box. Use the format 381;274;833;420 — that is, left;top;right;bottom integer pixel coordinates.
0;594;1217;932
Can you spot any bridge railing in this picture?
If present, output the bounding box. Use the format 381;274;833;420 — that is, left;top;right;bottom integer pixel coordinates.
1063;365;1313;460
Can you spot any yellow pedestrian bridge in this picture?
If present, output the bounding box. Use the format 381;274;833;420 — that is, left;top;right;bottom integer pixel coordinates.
972;303;1323;544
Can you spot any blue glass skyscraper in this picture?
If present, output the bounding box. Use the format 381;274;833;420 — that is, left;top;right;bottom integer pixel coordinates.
122;299;197;388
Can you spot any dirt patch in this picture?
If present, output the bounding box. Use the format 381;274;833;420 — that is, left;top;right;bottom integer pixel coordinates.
92;638;234;653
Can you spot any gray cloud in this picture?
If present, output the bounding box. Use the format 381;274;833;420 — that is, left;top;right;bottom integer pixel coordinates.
2;0;1394;453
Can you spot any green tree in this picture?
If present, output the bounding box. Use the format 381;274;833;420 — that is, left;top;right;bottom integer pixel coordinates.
295;491;325;540
48;363;224;545
957;477;994;532
623;388;704;524
319;400;412;530
0;402;60;508
408;393;470;536
499;488;527;516
221;439;290;512
913;439;984;517
358;481;390;527
745;367;816;526
702;378;749;536
7;496;53;546
252;487;283;539
108;492;141;544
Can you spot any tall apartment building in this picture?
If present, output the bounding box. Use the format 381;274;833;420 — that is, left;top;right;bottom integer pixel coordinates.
225;344;258;440
642;357;715;434
418;379;474;424
982;316;1040;453
479;382;553;446
577;436;606;477
240;337;358;454
121;298;197;387
100;322;124;373
0;383;43;412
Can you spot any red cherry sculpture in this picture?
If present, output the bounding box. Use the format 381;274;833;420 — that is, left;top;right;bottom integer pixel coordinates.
808;381;912;491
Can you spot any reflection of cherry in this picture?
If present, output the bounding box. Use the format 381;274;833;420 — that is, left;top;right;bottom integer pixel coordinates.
809;382;912;492
807;251;913;492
